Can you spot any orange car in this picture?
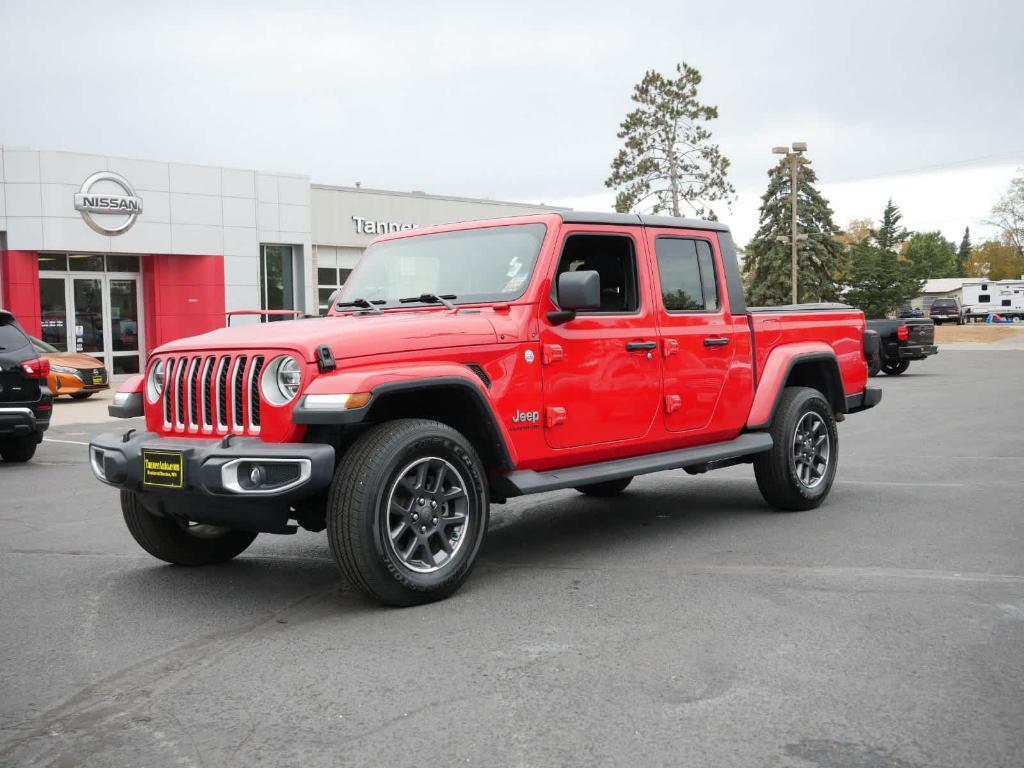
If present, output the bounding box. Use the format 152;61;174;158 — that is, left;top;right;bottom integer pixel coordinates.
30;336;110;400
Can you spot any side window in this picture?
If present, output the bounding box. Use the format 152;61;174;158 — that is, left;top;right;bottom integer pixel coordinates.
655;237;720;312
978;294;990;303
555;234;639;313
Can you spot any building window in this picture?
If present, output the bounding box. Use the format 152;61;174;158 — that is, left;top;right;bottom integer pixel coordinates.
260;245;294;321
38;253;139;273
317;266;352;315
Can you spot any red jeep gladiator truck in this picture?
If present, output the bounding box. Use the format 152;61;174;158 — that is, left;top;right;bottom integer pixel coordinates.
91;212;881;606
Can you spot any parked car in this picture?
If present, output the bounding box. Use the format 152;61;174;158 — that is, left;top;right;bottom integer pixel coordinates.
928;298;962;325
30;337;109;399
0;311;53;462
91;212;881;606
866;317;937;375
898;306;924;318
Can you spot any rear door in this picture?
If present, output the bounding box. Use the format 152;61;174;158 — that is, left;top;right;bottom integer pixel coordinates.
645;229;735;433
540;225;662;449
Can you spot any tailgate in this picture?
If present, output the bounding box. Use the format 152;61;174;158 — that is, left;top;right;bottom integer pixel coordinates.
907;320;934;345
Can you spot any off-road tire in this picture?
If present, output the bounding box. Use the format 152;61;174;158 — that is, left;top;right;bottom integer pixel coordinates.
754;387;839;512
121;490;258;565
70;392;93;400
868;357;881;377
882;360;910;375
327;418;489;607
0;435;38;463
574;477;633;496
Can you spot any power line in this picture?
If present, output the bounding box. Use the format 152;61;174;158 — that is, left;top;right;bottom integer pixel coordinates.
823;150;1024;185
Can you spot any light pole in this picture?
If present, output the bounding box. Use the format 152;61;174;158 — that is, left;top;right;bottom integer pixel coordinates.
772;142;811;304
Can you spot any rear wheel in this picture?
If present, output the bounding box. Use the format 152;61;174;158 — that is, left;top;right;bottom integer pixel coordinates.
574;477;633;496
868;357;881;377
121;490;257;565
754;387;838;511
0;435;38;463
70;391;93;400
882;360;910;375
327;419;489;606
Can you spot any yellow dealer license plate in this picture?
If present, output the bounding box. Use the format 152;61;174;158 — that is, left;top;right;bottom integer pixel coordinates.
142;450;184;489
92;376;104;385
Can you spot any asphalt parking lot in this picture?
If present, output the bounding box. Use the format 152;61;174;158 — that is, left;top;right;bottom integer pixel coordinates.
2;350;1022;768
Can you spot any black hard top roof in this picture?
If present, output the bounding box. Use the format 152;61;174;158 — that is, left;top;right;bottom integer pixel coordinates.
557;211;730;233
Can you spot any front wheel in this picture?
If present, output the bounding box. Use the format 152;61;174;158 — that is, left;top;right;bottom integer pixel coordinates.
0;435;38;463
754;387;839;511
327;419;489;606
882;360;910;375
121;491;258;565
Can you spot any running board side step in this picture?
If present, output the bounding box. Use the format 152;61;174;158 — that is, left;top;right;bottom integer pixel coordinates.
494;433;773;497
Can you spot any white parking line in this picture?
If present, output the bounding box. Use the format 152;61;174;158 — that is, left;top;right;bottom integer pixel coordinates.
44;438;91;446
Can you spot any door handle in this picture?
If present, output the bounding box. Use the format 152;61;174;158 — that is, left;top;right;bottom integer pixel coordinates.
626;341;658;351
703;337;730;347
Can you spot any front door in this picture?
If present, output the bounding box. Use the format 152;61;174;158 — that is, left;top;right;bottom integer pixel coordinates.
37;270;144;376
540;228;662;449
646;231;735;434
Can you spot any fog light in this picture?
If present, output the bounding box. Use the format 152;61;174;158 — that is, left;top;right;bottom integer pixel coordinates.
249;464;266;486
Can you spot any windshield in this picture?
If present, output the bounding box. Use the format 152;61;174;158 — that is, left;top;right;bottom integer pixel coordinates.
337;223;547;308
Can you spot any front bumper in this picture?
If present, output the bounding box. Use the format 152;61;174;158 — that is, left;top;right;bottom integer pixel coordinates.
0;406;50;438
88;430;335;500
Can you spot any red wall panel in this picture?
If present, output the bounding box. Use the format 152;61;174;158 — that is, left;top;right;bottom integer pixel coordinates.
0;250;42;337
143;254;225;352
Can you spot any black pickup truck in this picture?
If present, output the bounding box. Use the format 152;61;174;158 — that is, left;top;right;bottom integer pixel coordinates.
866;317;938;376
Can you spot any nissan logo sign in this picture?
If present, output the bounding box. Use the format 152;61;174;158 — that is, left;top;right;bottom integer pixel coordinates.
73;171;143;236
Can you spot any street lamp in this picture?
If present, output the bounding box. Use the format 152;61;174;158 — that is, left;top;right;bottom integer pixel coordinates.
773;142;810;304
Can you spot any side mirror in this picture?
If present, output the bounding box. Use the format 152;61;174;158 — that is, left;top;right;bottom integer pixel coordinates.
548;270;600;325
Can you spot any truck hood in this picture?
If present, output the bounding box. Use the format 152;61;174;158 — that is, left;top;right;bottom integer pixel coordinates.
155;311;499;361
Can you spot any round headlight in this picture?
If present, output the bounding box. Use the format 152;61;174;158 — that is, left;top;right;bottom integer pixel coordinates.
261;355;302;405
147;358;165;403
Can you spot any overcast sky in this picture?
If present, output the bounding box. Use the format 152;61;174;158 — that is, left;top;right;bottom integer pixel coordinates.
2;0;1021;245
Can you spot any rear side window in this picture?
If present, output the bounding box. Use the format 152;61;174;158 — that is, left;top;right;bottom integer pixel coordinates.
655;237;720;312
0;320;31;351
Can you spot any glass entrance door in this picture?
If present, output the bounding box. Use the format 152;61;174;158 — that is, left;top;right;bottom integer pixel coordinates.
36;263;145;376
107;277;141;374
72;277;105;357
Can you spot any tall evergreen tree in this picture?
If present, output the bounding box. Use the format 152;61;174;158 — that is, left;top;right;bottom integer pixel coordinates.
741;157;843;305
957;226;971;276
605;62;735;219
843;199;923;317
874;198;909;251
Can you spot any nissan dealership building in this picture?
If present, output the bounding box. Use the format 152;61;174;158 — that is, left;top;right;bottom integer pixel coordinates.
0;146;560;376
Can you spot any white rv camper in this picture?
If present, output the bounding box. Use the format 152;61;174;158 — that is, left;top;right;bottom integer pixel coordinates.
961;279;1024;321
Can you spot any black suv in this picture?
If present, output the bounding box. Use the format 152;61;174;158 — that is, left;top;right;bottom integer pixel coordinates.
0;311;53;462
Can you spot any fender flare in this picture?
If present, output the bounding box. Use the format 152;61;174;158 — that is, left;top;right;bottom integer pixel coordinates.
292;368;515;470
746;344;844;430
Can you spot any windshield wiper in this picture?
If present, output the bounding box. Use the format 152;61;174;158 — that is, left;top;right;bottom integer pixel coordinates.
335;298;385;314
398;293;457;311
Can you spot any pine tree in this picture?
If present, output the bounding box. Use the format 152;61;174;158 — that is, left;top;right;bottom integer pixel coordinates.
605;62;735;219
957;226;971;276
741;157;843;305
874;199;909;251
843;199;923;317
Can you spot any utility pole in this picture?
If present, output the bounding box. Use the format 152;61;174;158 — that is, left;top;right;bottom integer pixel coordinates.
772;142;810;304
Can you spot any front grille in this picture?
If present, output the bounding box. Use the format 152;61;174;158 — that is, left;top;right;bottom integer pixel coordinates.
159;353;266;435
